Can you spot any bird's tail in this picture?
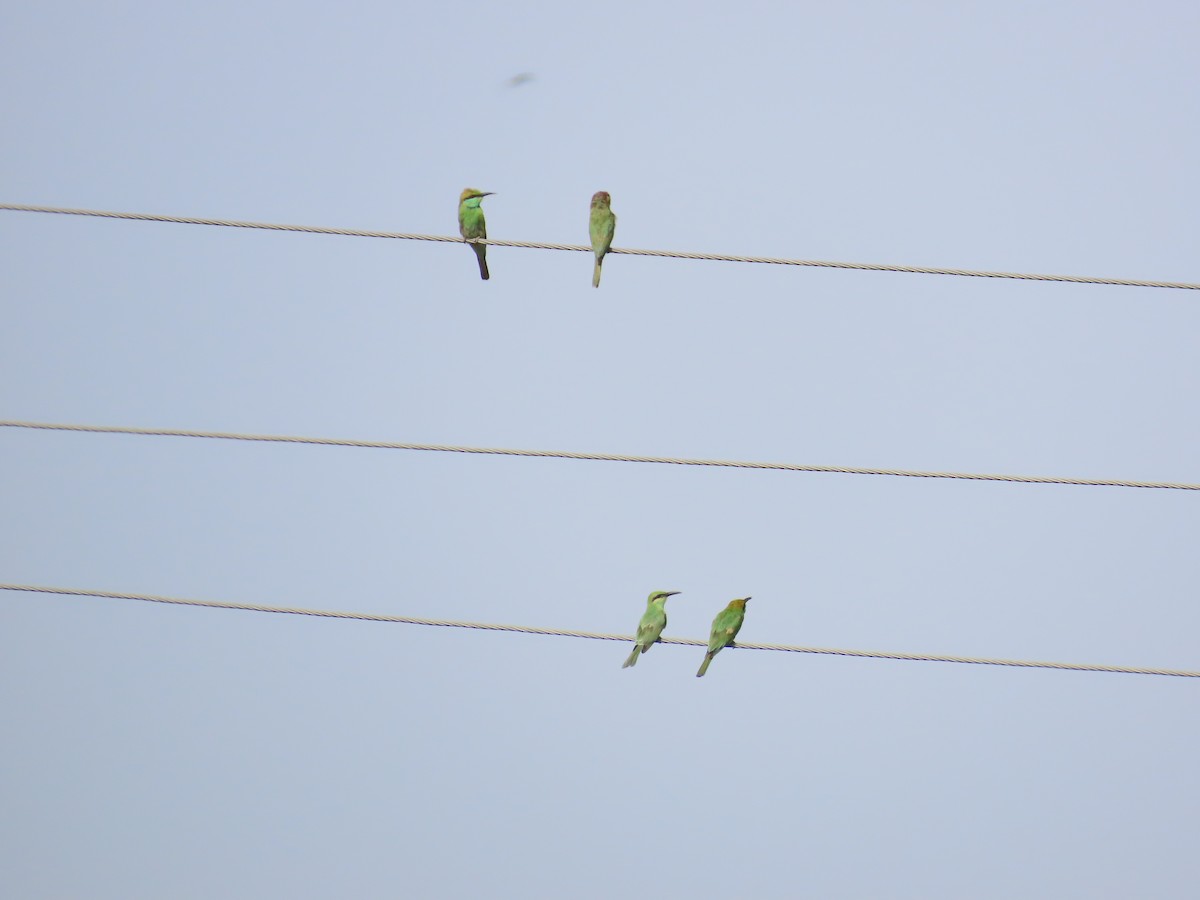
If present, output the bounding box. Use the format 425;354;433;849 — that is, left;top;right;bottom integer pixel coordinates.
622;644;641;668
696;652;714;677
592;257;602;288
474;246;490;281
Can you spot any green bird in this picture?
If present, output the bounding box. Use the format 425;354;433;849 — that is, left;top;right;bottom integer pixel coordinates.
696;597;750;677
458;188;494;280
588;191;616;288
622;590;679;668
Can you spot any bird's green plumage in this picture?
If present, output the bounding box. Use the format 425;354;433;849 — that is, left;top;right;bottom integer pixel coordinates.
588;191;616;288
458;188;493;280
622;590;679;668
696;597;749;677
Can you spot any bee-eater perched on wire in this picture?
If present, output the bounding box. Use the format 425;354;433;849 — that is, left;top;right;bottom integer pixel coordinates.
458;188;494;280
622;590;679;668
697;597;750;677
588;191;616;287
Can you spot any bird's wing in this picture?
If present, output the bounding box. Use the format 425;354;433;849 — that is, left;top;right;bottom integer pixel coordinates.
636;609;665;645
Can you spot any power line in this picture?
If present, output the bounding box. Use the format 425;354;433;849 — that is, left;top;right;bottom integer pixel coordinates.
2;419;1198;492
3;202;1197;291
3;583;1195;679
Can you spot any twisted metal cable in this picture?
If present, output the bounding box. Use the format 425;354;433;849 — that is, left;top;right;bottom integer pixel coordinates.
2;419;1198;491
3;202;1197;290
3;583;1196;678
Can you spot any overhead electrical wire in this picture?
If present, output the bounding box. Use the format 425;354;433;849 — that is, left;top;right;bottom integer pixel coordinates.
2;583;1195;679
4;207;1194;680
2;419;1197;492
5;203;1194;686
3;202;1197;290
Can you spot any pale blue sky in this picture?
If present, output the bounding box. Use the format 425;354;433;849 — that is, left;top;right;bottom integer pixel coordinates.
3;2;1199;897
